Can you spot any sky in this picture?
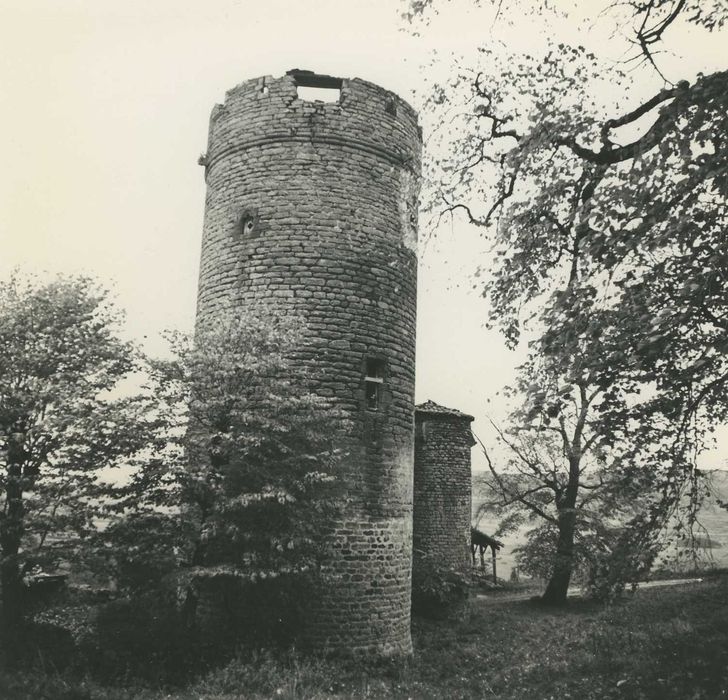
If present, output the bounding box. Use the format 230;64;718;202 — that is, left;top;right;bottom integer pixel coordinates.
1;0;726;470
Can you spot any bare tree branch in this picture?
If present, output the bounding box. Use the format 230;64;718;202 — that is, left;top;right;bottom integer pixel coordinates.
558;82;687;165
473;429;559;525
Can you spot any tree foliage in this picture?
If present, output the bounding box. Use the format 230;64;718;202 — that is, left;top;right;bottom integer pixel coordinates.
475;422;672;600
406;0;727;600
0;273;150;658
109;307;348;641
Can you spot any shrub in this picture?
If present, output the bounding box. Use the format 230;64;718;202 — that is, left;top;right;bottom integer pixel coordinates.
85;591;199;685
183;570;320;654
411;551;470;617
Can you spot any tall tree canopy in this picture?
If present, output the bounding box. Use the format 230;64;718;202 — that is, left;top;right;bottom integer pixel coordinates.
405;0;728;601
0;273;150;658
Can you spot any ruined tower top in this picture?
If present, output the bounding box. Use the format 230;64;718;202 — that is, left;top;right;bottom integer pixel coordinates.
208;69;420;135
202;69;421;213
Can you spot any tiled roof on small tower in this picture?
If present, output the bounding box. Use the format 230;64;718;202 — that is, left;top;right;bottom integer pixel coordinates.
415;400;474;421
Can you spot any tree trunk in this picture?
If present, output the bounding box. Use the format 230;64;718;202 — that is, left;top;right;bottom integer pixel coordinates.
1;553;25;668
1;453;26;668
541;508;576;605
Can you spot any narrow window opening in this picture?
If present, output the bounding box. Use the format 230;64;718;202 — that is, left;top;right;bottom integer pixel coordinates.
365;382;380;411
364;358;385;411
236;209;257;238
241;216;255;236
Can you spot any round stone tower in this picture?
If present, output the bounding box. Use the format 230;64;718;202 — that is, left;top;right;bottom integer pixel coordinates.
196;70;421;656
413;401;475;577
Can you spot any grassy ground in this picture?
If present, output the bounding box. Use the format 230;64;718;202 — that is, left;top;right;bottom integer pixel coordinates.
1;573;726;699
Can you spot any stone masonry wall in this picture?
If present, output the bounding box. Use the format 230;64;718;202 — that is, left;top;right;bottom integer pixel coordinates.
413;403;474;576
195;71;421;656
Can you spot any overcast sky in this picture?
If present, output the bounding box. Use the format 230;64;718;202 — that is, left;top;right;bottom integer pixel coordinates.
1;0;725;470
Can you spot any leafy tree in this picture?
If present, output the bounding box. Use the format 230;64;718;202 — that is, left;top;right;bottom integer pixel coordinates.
405;0;727;602
474;420;666;601
0;273;150;662
475;415;609;600
110;307;347;646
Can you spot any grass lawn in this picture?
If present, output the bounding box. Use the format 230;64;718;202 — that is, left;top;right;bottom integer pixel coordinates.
1;573;726;699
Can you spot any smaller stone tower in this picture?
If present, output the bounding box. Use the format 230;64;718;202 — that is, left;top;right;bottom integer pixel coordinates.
413;401;475;575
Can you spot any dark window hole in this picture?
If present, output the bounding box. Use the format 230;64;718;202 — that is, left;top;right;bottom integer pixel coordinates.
364;357;386;412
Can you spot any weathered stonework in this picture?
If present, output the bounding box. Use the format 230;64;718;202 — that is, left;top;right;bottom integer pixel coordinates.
413;401;475;576
195;70;421;657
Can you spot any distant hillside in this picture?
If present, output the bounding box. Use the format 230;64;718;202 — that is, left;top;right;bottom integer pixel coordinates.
657;470;728;572
472;470;728;579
